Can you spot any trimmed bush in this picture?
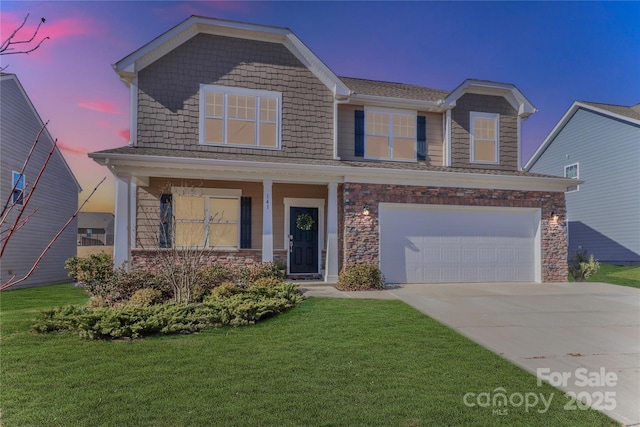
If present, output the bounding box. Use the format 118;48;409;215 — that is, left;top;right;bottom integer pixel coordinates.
336;264;385;291
32;282;302;340
210;282;241;300
65;254;113;295
129;288;163;307
569;249;600;282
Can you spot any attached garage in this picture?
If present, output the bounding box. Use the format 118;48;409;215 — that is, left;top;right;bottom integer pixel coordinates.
379;204;541;284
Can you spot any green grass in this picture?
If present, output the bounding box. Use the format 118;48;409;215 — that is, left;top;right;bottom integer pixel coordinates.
0;284;615;426
585;263;640;288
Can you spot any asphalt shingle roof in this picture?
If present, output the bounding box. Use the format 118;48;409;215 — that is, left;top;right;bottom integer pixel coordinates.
581;101;640;122
339;77;449;103
93;146;563;179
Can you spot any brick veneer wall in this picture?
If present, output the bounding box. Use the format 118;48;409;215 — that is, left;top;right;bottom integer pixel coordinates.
131;249;288;274
341;183;568;282
137;34;335;160
451;93;518;171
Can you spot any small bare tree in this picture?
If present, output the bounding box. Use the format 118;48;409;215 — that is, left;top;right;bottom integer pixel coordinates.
137;182;230;304
0;13;49;71
0;124;106;291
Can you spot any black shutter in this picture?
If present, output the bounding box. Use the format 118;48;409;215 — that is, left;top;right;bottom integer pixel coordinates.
354;110;364;157
417;115;426;160
240;197;252;249
159;194;172;248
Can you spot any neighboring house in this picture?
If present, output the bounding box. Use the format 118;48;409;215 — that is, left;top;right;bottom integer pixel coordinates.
90;16;575;284
77;212;114;246
526;101;640;265
0;73;80;288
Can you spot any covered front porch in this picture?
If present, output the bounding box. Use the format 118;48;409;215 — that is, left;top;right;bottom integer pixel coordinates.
111;171;340;283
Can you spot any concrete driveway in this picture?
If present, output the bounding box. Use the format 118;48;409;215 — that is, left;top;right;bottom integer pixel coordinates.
384;282;640;426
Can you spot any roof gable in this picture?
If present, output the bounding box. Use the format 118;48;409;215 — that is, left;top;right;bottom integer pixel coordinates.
114;16;350;97
0;73;81;191
525;101;640;170
444;79;537;119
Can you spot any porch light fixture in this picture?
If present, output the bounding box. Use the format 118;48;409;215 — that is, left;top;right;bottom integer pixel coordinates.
362;205;370;216
551;212;559;223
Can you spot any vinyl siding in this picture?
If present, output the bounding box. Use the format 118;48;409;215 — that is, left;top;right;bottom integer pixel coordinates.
0;77;78;287
528;108;640;264
451;93;518;171
137;34;334;160
337;104;443;165
137;179;326;251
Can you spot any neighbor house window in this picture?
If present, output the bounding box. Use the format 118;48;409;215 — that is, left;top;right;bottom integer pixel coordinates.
365;108;416;161
470;112;499;164
12;171;25;205
200;85;281;149
565;163;579;192
173;189;241;249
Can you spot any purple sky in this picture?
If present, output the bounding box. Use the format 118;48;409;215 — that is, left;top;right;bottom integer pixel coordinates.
2;1;639;213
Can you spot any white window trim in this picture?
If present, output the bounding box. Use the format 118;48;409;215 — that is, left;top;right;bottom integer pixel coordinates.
12;171;25;204
469;111;500;165
199;84;282;150
364;106;417;162
172;187;242;250
564;163;580;193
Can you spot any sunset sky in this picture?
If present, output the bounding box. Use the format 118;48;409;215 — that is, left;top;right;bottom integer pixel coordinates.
2;1;639;213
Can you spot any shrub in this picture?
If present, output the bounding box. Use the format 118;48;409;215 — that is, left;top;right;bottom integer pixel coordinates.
237;262;285;286
199;264;237;287
33;282;302;339
251;277;284;288
129;288;163;307
336;264;385;291
101;268;171;306
86;296;108;308
65;254;113;295
569;249;600;282
210;282;241;300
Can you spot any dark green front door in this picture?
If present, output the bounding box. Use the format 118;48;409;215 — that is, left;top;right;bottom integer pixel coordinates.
289;207;319;274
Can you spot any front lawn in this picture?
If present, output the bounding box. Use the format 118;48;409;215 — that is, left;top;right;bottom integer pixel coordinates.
586;263;640;288
0;284;615;426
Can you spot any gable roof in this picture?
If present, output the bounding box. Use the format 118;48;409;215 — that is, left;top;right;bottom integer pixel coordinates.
525;100;640;171
0;73;81;191
114;15;350;97
444;79;537;119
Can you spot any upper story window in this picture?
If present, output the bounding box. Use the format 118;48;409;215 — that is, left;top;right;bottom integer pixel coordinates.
470;112;499;164
199;85;281;149
365;108;416;161
12;171;25;205
565;163;579;192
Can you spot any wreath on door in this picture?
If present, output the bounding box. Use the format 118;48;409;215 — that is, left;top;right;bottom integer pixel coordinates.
296;213;315;231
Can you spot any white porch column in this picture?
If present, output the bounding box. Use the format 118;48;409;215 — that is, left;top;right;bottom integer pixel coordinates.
262;180;274;262
113;174;131;269
325;182;339;282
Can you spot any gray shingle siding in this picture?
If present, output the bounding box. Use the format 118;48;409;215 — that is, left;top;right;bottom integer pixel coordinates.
137;34;335;159
451;93;518;170
0;76;79;288
528;107;640;264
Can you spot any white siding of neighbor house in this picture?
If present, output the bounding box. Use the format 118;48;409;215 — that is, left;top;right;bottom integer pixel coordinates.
528;107;640;264
0;76;79;288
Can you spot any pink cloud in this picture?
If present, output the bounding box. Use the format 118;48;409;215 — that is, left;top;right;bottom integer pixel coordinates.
96;120;112;129
117;129;130;141
79;99;121;114
57;141;89;156
0;12;95;43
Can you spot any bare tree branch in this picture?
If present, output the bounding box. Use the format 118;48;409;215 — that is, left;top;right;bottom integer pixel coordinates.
0;177;107;291
0;13;49;71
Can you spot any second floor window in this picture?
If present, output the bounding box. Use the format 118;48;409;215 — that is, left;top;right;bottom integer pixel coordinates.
470;112;499;164
565;163;579;192
200;85;281;149
12;171;25;205
365;108;416;161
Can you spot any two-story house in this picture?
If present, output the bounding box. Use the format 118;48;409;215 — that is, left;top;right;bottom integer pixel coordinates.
1;73;80;288
526;101;640;265
90;16;575;284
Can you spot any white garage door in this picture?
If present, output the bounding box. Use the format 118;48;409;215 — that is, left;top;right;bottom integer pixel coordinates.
379;204;540;283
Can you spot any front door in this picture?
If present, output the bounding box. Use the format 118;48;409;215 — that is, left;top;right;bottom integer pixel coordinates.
289;207;319;274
